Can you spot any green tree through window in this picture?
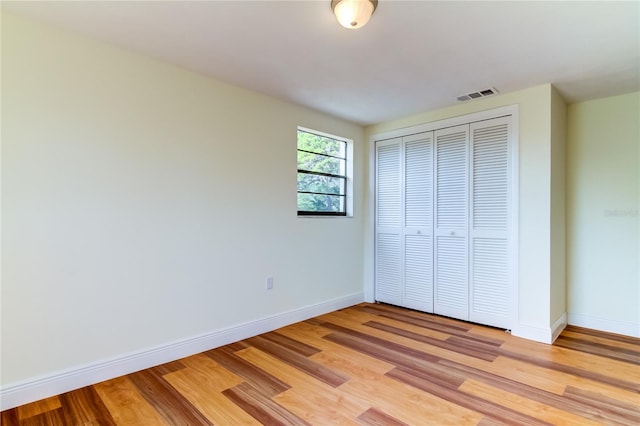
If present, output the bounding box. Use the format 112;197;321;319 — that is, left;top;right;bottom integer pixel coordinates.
297;129;347;215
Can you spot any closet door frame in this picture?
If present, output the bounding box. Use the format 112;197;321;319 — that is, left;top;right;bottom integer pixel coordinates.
367;105;519;331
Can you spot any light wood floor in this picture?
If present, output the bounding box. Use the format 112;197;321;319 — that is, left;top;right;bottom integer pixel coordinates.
2;303;639;425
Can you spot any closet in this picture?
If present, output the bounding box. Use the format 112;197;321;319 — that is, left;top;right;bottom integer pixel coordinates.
374;114;514;329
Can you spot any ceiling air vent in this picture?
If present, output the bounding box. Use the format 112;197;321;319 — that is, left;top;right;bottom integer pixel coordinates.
457;87;499;102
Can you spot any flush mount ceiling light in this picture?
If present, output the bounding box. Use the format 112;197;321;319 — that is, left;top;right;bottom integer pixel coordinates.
331;0;378;29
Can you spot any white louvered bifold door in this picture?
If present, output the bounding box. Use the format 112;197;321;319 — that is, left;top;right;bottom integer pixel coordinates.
434;125;469;321
402;132;433;312
469;117;511;328
375;139;402;306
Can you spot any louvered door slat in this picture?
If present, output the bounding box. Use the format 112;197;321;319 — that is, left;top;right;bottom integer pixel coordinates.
472;123;509;231
405;136;432;228
404;235;432;311
435;236;468;318
376;233;402;305
377;143;401;228
436;131;467;230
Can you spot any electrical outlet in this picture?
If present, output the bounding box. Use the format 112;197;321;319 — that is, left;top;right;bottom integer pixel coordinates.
266;277;274;290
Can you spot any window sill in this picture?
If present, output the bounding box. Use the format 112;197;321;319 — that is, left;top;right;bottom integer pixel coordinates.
297;214;353;218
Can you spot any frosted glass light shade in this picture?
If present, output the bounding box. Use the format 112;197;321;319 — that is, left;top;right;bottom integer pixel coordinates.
331;0;378;29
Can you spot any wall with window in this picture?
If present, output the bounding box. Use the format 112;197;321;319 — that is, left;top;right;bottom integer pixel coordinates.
2;12;365;394
566;92;639;336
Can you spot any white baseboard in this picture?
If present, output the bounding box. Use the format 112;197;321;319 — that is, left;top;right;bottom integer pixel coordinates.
0;292;364;410
567;313;640;338
511;313;566;344
551;313;568;342
512;323;552;344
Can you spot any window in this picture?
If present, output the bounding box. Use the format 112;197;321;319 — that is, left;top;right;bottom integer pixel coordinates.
297;128;350;216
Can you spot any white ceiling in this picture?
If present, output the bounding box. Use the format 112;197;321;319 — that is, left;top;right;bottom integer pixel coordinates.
4;0;639;125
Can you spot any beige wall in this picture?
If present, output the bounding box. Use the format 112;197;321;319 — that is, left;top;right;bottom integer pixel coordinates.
1;13;365;387
567;92;639;336
365;84;561;341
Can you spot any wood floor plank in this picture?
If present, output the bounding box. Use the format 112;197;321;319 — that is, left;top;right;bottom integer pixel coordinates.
561;329;640;352
1;409;20;426
235;346;349;396
17;409;66;426
16;396;61;420
278;324;396;380
149;360;186;376
387;367;552;426
339;374;484;425
315;309;388;333
356;407;409;426
225;341;251;352
357;304;505;346
500;348;640;393
303;317;326;326
467;324;513;341
323;325;442;371
273;386;365;425
438;358;637;425
236;344;373;425
476;416;514;426
369;307;474;335
58;386;116;425
246;335;349;387
93;376;168;426
222;382;310;426
260;331;321;357
369;314;640;394
310;349;396;381
128;368;212;425
459;379;604;426
563;385;640;423
501;337;640;383
321;319;518;383
487;356;584;395
365;320;499;361
356;303;475;331
554;335;640;364
162;358;260;425
176;353;244;391
354;309;453;340
565;325;640;345
203;344;290;397
321;314;504;370
488;356;640;402
279;319;333;339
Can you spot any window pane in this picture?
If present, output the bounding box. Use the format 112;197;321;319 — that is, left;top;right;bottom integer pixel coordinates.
297;151;344;175
298;173;345;195
297;131;345;158
297;193;344;213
